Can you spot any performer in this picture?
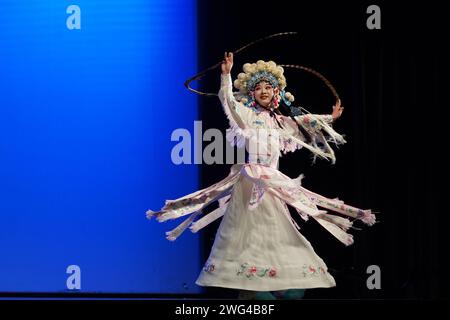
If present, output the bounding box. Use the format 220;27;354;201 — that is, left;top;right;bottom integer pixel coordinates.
147;52;376;300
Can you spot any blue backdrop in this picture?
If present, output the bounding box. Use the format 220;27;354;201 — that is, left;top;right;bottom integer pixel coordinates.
0;0;201;294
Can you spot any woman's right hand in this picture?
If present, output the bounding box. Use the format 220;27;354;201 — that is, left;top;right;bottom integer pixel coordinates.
221;52;233;74
331;99;344;121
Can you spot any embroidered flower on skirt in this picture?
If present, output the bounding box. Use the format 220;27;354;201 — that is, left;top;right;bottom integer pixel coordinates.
301;264;327;277
236;263;277;279
203;263;215;273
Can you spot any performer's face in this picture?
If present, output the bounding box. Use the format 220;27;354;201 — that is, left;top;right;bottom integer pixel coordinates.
253;81;278;108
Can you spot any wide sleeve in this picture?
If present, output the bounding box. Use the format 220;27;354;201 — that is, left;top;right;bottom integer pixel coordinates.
218;73;253;128
294;114;334;128
218;73;253;148
278;113;346;164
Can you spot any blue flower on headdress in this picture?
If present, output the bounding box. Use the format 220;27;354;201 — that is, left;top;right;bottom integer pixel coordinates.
243;96;261;113
279;90;302;115
280;90;292;106
247;71;280;92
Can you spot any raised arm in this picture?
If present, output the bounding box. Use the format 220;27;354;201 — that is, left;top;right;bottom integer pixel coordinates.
279;100;346;164
218;52;251;129
294;99;344;130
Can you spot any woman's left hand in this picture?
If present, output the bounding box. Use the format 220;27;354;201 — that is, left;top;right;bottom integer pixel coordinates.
332;99;344;121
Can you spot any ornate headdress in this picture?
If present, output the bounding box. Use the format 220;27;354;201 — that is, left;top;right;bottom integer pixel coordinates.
233;60;295;109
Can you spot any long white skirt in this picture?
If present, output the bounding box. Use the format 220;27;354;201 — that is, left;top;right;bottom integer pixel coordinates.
147;163;375;291
195;173;336;291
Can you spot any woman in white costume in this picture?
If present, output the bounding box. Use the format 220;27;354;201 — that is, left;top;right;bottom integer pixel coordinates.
147;52;376;299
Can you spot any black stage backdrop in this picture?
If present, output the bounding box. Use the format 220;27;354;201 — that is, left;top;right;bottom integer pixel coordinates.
195;0;448;299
